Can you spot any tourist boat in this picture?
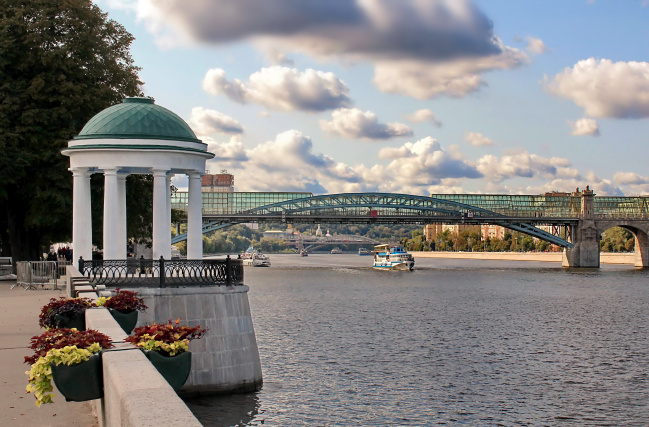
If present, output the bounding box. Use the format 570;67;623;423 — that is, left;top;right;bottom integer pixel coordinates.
372;244;415;271
330;247;343;254
300;249;308;257
358;248;372;256
241;247;271;267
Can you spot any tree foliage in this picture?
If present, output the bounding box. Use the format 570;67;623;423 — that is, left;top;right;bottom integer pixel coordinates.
0;0;142;260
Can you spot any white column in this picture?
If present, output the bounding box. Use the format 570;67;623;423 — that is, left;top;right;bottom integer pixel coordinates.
103;169;120;260
71;168;93;262
166;174;174;233
187;171;203;259
116;173;128;259
152;169;171;259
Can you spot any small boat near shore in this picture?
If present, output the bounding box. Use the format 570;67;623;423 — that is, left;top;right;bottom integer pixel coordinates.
372;244;414;271
330;247;343;254
241;247;271;267
300;249;308;257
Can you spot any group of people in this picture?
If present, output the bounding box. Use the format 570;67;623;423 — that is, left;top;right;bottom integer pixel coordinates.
45;246;73;262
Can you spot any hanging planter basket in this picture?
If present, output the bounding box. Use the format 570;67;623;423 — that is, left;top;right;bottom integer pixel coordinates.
51;352;103;401
54;313;85;331
107;308;138;334
145;350;192;391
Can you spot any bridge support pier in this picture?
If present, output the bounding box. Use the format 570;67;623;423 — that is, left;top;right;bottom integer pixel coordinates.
633;230;649;268
562;187;600;268
562;220;600;268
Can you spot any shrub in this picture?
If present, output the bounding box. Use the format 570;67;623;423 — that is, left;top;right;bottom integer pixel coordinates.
125;318;206;356
96;288;147;313
39;297;93;329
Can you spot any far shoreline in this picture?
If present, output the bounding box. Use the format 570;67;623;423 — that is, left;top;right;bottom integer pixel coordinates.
411;251;634;265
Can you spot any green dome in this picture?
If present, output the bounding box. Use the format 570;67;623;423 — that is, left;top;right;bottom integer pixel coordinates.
75;97;201;143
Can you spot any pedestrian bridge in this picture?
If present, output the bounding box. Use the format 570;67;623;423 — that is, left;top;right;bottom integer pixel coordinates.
170;188;649;268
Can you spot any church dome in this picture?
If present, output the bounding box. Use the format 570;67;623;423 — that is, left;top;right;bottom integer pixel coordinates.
74;97;200;143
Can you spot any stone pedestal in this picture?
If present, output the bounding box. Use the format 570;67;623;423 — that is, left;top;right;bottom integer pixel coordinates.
135;286;263;395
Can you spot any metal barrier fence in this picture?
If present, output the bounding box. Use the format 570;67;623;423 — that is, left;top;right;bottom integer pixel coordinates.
56;260;72;278
78;256;244;287
13;261;58;290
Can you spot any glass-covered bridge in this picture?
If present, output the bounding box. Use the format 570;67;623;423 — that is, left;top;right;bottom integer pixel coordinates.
170;191;649;247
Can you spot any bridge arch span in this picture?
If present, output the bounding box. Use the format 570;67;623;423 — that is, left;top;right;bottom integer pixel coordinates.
172;192;574;247
596;221;649;268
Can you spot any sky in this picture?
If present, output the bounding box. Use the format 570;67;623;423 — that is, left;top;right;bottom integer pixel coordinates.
97;0;649;197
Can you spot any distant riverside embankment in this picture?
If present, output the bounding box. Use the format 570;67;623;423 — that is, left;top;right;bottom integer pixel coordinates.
411;251;634;265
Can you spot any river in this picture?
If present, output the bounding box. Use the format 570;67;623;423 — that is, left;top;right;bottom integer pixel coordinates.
185;254;649;426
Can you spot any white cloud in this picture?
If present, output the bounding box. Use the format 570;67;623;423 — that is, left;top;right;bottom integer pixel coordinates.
206;132;482;195
202;66;351;112
613;172;649;194
189;107;244;136
464;131;493;146
136;0;527;99
476;151;571;183
207;130;364;194
568;118;600;136
371;137;482;189
372;45;527;99
201;130;638;196
526;37;548;55
320;108;413;140
547;58;649;118
613;172;649;185
405;109;441;127
202;135;249;162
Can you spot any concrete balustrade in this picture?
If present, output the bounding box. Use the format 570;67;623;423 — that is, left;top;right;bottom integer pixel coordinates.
84;306;202;426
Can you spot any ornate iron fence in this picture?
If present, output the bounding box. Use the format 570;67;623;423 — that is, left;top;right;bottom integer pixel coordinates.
78;256;244;287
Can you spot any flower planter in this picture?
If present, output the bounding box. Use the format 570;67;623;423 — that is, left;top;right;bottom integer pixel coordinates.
54;313;85;331
51;352;103;401
145;350;192;391
107;308;138;334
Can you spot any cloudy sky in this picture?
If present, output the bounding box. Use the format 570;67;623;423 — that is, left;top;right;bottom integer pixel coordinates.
99;0;649;196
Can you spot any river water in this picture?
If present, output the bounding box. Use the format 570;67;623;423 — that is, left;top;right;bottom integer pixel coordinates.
185;254;649;426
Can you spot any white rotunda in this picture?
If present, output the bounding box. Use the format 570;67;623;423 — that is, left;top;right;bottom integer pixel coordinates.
62;97;214;261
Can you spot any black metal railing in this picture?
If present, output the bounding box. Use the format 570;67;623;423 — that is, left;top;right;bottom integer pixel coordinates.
78;256;244;287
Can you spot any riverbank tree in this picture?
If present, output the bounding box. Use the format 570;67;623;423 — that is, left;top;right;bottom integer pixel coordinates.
0;0;142;261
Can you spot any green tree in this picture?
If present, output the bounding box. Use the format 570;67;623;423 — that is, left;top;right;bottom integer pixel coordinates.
0;0;142;261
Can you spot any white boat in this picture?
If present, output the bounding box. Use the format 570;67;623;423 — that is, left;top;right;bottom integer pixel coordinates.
372;244;414;271
330;247;343;254
358;248;372;256
241;247;271;267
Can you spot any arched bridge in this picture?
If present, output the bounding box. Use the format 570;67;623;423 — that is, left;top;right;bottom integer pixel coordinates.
171;188;649;267
172;192;586;247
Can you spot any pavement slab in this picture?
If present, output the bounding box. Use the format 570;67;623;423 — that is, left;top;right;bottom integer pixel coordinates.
0;280;98;426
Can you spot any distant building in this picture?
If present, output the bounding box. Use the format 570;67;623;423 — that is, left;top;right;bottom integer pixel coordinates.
202;170;234;192
481;224;506;240
423;224;444;241
423;223;480;241
262;230;287;240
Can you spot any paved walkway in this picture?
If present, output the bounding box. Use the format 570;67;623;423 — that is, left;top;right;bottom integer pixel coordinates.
0;280;98;426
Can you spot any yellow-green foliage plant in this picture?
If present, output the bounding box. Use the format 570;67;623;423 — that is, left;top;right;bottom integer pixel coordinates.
24;329;113;406
125;318;206;356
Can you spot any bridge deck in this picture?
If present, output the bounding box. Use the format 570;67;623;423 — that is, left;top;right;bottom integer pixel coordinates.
172;192;649;218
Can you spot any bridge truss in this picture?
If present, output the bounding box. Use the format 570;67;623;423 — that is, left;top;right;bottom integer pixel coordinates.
171;193;577;247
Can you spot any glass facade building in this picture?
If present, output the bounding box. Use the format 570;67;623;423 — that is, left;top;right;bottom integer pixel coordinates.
172;191;313;215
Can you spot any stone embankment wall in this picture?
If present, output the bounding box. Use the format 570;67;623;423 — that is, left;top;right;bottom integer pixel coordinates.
136;286;263;396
